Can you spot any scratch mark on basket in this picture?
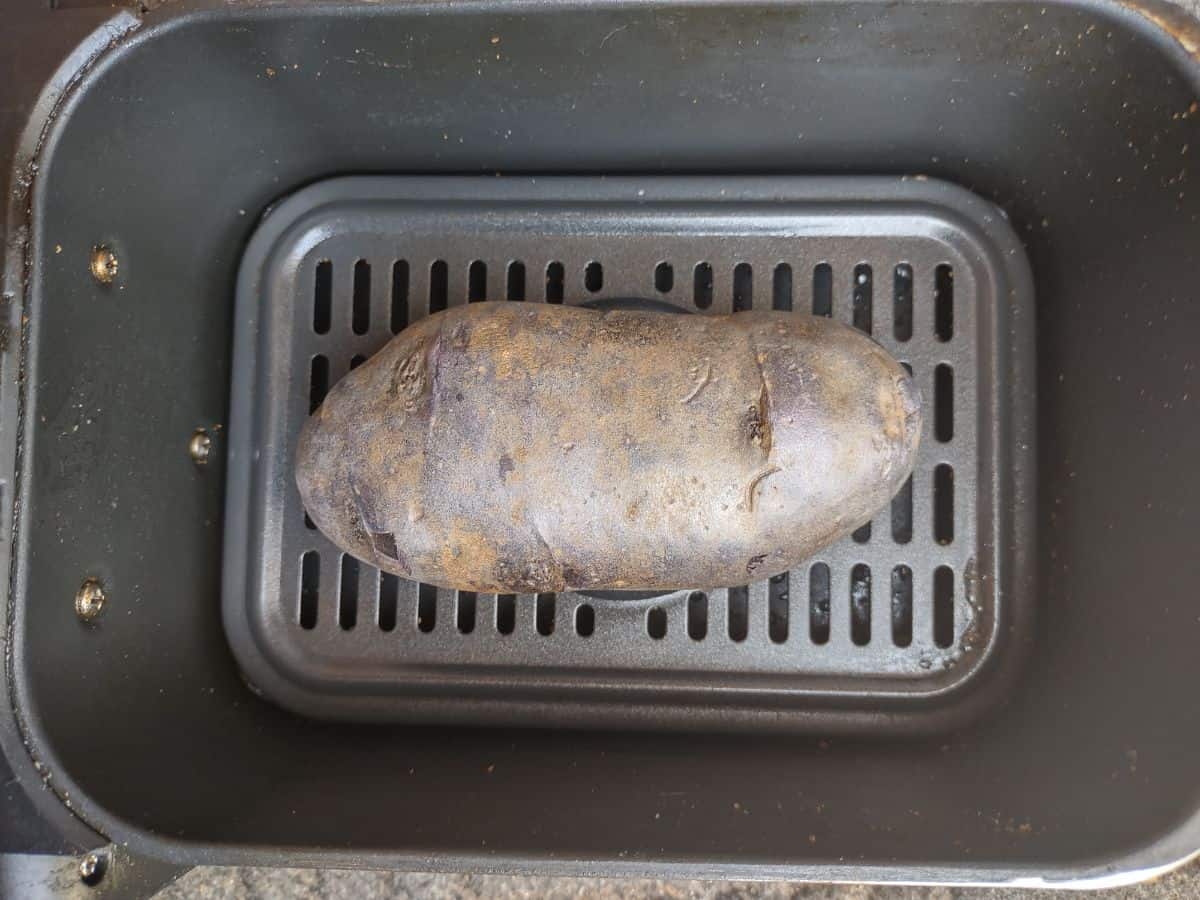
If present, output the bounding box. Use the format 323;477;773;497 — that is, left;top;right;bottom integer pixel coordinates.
599;24;630;48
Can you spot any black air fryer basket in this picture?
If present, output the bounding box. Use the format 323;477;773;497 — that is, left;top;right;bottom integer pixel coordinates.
1;0;1199;891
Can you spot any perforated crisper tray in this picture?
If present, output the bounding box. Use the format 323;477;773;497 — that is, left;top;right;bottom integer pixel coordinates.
222;176;1034;731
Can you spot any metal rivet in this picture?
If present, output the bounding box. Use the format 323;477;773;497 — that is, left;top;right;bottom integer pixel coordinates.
78;851;105;885
189;428;212;466
75;578;106;622
90;246;118;284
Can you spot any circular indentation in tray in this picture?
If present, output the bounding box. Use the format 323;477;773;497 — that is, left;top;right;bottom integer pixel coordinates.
222;175;1033;729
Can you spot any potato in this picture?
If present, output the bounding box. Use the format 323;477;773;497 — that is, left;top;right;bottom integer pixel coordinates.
296;301;921;592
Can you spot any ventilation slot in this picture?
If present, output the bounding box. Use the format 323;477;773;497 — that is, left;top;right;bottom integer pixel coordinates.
893;263;913;341
349;354;366;370
891;475;913;545
352;259;370;334
429;260;448;313
507;261;526;301
934;464;954;544
687;591;708;640
852;263;872;333
496;594;516;635
768;573;789;644
935;264;953;341
850;564;871;646
390;260;409;333
891;361;915;544
417;583;437;633
728;586;749;642
536;593;556;636
309;355;329;413
456;591;477;633
647;607;667;640
891;565;913;647
655;262;673;293
313;260;332;334
772;263;793;311
935;364;954;442
693;262;714;309
378;573;399;632
468;261;487;303
299;551;319;629
934;566;955;648
575;604;595;637
733;262;753;312
338;555;359;630
303;511;316;531
585;261;603;293
809;262;832;317
852;521;871;544
809;563;831;644
545;262;565;303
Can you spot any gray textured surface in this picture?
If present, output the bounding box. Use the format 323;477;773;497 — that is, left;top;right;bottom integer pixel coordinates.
162;0;1200;896
160;864;1199;899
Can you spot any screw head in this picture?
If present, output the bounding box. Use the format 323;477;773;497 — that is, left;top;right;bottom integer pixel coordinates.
78;851;105;885
189;428;212;466
90;246;118;284
75;578;106;622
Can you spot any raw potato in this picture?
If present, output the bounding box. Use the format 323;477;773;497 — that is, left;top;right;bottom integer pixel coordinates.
296;301;921;592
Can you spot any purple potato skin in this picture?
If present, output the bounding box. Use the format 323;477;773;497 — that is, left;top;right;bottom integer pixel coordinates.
296;302;921;592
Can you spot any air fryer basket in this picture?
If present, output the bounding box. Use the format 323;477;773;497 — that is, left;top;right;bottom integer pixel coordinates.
1;0;1199;887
